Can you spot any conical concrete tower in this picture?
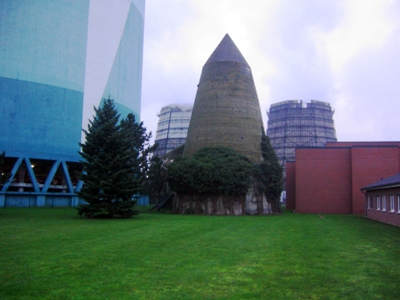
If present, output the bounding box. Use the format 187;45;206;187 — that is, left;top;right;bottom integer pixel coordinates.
183;34;264;162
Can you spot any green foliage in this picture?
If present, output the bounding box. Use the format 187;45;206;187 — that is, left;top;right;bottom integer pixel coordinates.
255;133;284;212
167;136;282;213
168;146;253;196
142;154;168;203
77;97;154;218
119;113;157;189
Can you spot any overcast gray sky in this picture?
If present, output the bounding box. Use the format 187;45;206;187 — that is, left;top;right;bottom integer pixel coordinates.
141;0;400;143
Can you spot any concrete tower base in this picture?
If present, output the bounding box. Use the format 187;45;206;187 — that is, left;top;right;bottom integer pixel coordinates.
172;188;275;215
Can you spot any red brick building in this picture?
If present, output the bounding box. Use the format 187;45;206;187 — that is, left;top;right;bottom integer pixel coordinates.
361;173;400;227
286;142;400;214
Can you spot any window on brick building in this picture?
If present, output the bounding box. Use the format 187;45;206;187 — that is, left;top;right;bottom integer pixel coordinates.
368;196;373;209
397;195;400;213
376;196;381;211
390;195;395;212
382;195;387;212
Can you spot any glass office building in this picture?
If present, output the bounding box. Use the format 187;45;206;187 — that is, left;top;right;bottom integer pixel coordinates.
154;104;193;157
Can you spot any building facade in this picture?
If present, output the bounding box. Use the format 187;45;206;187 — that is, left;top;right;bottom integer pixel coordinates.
286;142;400;215
154;104;192;157
362;173;400;227
0;0;145;207
267;100;337;178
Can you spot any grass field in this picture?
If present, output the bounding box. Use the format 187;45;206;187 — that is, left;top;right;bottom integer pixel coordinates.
1;208;400;300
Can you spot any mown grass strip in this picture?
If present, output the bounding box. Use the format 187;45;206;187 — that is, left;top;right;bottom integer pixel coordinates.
1;208;400;299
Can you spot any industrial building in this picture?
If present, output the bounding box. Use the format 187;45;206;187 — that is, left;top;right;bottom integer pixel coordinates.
286;142;400;215
153;104;192;157
266;100;337;177
183;34;264;163
173;34;272;215
0;0;145;207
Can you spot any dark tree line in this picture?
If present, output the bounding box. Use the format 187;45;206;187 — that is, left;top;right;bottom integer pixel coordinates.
77;97;282;217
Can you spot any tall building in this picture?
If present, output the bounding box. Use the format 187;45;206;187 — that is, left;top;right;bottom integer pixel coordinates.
183;34;264;162
0;0;145;207
266;100;337;176
154;104;192;157
172;34;272;215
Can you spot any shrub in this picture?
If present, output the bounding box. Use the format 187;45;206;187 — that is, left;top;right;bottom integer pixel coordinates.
168;146;253;196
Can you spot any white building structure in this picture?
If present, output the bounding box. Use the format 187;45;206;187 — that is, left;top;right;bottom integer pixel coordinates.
154;104;193;157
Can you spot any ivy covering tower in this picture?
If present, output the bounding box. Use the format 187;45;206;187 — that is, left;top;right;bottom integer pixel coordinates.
254;134;284;213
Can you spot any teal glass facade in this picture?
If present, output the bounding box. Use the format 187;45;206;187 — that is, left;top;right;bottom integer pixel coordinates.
102;2;145;120
0;0;145;207
0;0;89;161
0;0;145;162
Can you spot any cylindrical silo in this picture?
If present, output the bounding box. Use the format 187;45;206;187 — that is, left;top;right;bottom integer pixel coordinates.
266;100;337;177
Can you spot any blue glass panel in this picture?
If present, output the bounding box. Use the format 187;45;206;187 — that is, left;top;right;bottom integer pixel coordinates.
0;77;83;161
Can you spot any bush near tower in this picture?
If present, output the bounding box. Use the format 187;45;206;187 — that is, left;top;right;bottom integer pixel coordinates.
167;135;283;215
168;146;254;196
77;98;154;218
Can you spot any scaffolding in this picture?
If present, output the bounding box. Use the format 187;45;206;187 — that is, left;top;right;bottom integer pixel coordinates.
154;104;192;157
266;100;337;178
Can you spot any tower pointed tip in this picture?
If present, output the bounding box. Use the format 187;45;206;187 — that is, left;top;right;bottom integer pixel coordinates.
205;34;248;65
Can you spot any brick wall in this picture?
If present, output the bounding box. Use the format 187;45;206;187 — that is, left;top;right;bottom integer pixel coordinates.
285;161;296;210
351;147;400;214
287;143;400;214
295;148;352;214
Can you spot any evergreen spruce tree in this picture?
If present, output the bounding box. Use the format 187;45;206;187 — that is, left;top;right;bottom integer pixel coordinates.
142;154;168;204
119;113;156;194
77;97;153;218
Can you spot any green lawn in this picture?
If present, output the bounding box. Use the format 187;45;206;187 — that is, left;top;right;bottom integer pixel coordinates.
1;208;400;300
